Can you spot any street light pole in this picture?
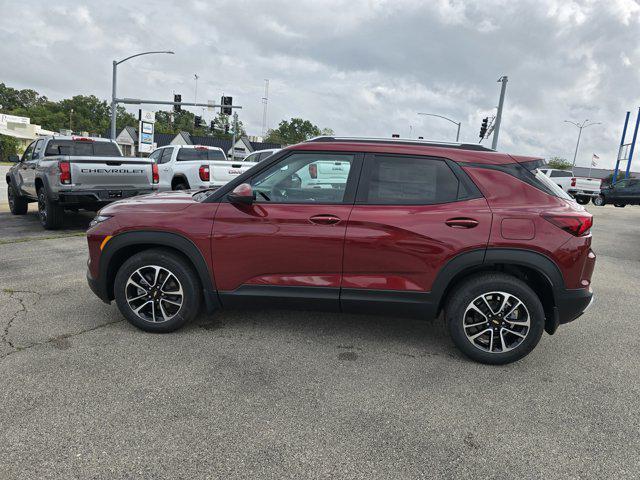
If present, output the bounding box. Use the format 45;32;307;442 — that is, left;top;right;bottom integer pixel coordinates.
564;119;601;168
417;113;462;141
110;50;174;140
491;76;508;150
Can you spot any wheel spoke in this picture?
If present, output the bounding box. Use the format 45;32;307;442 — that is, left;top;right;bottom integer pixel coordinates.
499;329;507;352
501;326;527;338
488;330;494;352
464;320;488;329
158;301;170;321
503;300;522;319
497;293;511;315
161;297;182;307
481;295;496;314
467;303;488;320
469;328;491;341
133;300;152;315
126;279;148;294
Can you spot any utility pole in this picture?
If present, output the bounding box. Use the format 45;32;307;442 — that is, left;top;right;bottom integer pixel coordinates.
564;119;601;168
69;108;73;132
417;112;461;141
491;76;508;150
231;111;239;160
110;50;174;139
261;79;269;138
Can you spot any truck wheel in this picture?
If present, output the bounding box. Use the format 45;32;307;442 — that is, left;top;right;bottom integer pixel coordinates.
37;188;64;229
614;203;626;208
114;248;201;333
173;182;189;190
7;183;28;215
575;196;589;205
592;195;605;206
445;273;544;365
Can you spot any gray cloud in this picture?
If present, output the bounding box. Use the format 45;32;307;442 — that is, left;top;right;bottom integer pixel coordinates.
1;0;639;168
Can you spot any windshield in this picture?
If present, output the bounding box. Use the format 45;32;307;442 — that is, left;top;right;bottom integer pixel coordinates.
177;148;226;161
45;140;122;157
534;169;573;200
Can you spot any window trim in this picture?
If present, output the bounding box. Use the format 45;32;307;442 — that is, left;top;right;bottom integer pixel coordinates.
224;150;364;206
355;153;482;206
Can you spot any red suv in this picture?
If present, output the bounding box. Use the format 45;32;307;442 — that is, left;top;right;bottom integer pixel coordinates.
86;137;595;364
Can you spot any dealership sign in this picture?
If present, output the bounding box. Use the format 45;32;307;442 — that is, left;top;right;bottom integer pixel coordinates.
138;109;156;154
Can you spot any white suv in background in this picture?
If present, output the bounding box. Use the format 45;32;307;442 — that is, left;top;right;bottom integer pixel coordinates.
149;145;253;191
242;148;281;164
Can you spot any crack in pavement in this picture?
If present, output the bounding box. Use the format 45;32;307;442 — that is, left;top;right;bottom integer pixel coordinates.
1;289;41;351
0;288;122;361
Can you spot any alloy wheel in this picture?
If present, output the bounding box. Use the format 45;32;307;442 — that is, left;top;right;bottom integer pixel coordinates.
125;265;184;323
462;291;530;354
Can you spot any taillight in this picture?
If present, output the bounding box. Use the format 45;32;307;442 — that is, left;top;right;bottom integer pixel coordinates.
199;165;210;181
309;163;318;179
58;161;71;184
570;178;576;187
152;162;159;184
542;213;593;236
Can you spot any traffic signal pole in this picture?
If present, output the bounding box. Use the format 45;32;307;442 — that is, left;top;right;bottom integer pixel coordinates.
491;76;508;150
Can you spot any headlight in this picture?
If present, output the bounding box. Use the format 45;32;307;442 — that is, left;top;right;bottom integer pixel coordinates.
89;214;112;228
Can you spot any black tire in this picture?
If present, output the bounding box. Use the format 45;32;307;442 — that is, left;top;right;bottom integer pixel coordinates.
173;182;189;191
592;195;605;206
614;203;626;208
575;196;589;205
37;188;64;229
7;183;28;215
114;248;201;333
445;273;545;365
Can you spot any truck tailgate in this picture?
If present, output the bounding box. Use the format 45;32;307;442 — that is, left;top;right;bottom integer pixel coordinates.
574;178;601;192
209;161;252;185
68;157;153;189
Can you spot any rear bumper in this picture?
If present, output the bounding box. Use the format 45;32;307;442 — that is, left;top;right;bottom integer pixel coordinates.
548;287;593;334
56;188;156;205
568;189;599;197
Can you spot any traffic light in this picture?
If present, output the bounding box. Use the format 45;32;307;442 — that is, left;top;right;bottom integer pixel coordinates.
479;117;489;139
194;115;202;128
174;94;182;113
221;96;232;115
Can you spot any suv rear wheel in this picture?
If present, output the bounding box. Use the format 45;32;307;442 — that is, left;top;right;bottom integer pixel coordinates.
592;195;605;206
114;249;201;333
445;273;544;364
7;183;28;215
37;188;64;229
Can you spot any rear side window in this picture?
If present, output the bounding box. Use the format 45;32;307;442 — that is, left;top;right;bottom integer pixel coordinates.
550;170;573;178
44;140;121;157
159;148;173;164
360;155;461;205
177;148;226;161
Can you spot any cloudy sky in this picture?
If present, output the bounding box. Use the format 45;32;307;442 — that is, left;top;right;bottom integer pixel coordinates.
1;0;639;168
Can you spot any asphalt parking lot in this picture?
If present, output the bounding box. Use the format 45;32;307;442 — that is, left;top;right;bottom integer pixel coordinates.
1;203;639;479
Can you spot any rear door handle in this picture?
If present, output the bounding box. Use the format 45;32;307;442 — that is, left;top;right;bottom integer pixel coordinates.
445;218;479;229
309;214;341;225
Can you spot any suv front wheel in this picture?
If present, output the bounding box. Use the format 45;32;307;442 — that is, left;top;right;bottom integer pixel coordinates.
114;249;201;332
446;273;544;364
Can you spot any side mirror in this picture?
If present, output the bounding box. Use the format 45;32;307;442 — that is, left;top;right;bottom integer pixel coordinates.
8;154;20;163
227;183;255;205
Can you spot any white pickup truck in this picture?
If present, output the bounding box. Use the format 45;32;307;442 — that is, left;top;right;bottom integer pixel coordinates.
149;145;253;191
539;168;601;205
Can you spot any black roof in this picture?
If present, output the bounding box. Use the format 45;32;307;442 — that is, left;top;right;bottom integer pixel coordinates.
307;136;494;152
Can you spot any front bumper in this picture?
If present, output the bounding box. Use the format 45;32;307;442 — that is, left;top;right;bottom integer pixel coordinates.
57;188;156;205
86;266;110;304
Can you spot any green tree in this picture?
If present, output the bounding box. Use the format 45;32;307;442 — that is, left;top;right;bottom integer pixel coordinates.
265;118;333;145
0;83;48;111
546;157;572;170
0;135;21;161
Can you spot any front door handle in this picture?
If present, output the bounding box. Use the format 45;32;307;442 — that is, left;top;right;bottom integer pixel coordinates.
445;218;479;229
309;214;341;225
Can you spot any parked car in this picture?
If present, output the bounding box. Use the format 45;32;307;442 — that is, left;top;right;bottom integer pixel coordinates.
149;145;254;191
241;148;280;164
86;137;595;365
593;177;640;207
539;168;601;205
6;135;158;229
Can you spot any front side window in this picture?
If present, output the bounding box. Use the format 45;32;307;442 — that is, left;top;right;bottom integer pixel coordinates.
159;148;174;164
250;153;354;204
148;149;163;163
243;152;259;163
361;156;459;205
21;142;35;162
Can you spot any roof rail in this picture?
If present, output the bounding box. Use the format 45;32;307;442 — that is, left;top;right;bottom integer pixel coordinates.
306;136;495;152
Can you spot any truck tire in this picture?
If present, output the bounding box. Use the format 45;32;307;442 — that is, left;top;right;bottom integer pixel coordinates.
592;195;605;206
114;248;201;333
575;196;589;205
37;188;64;230
445;273;544;365
614;203;626;208
7;183;28;215
173;182;189;190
